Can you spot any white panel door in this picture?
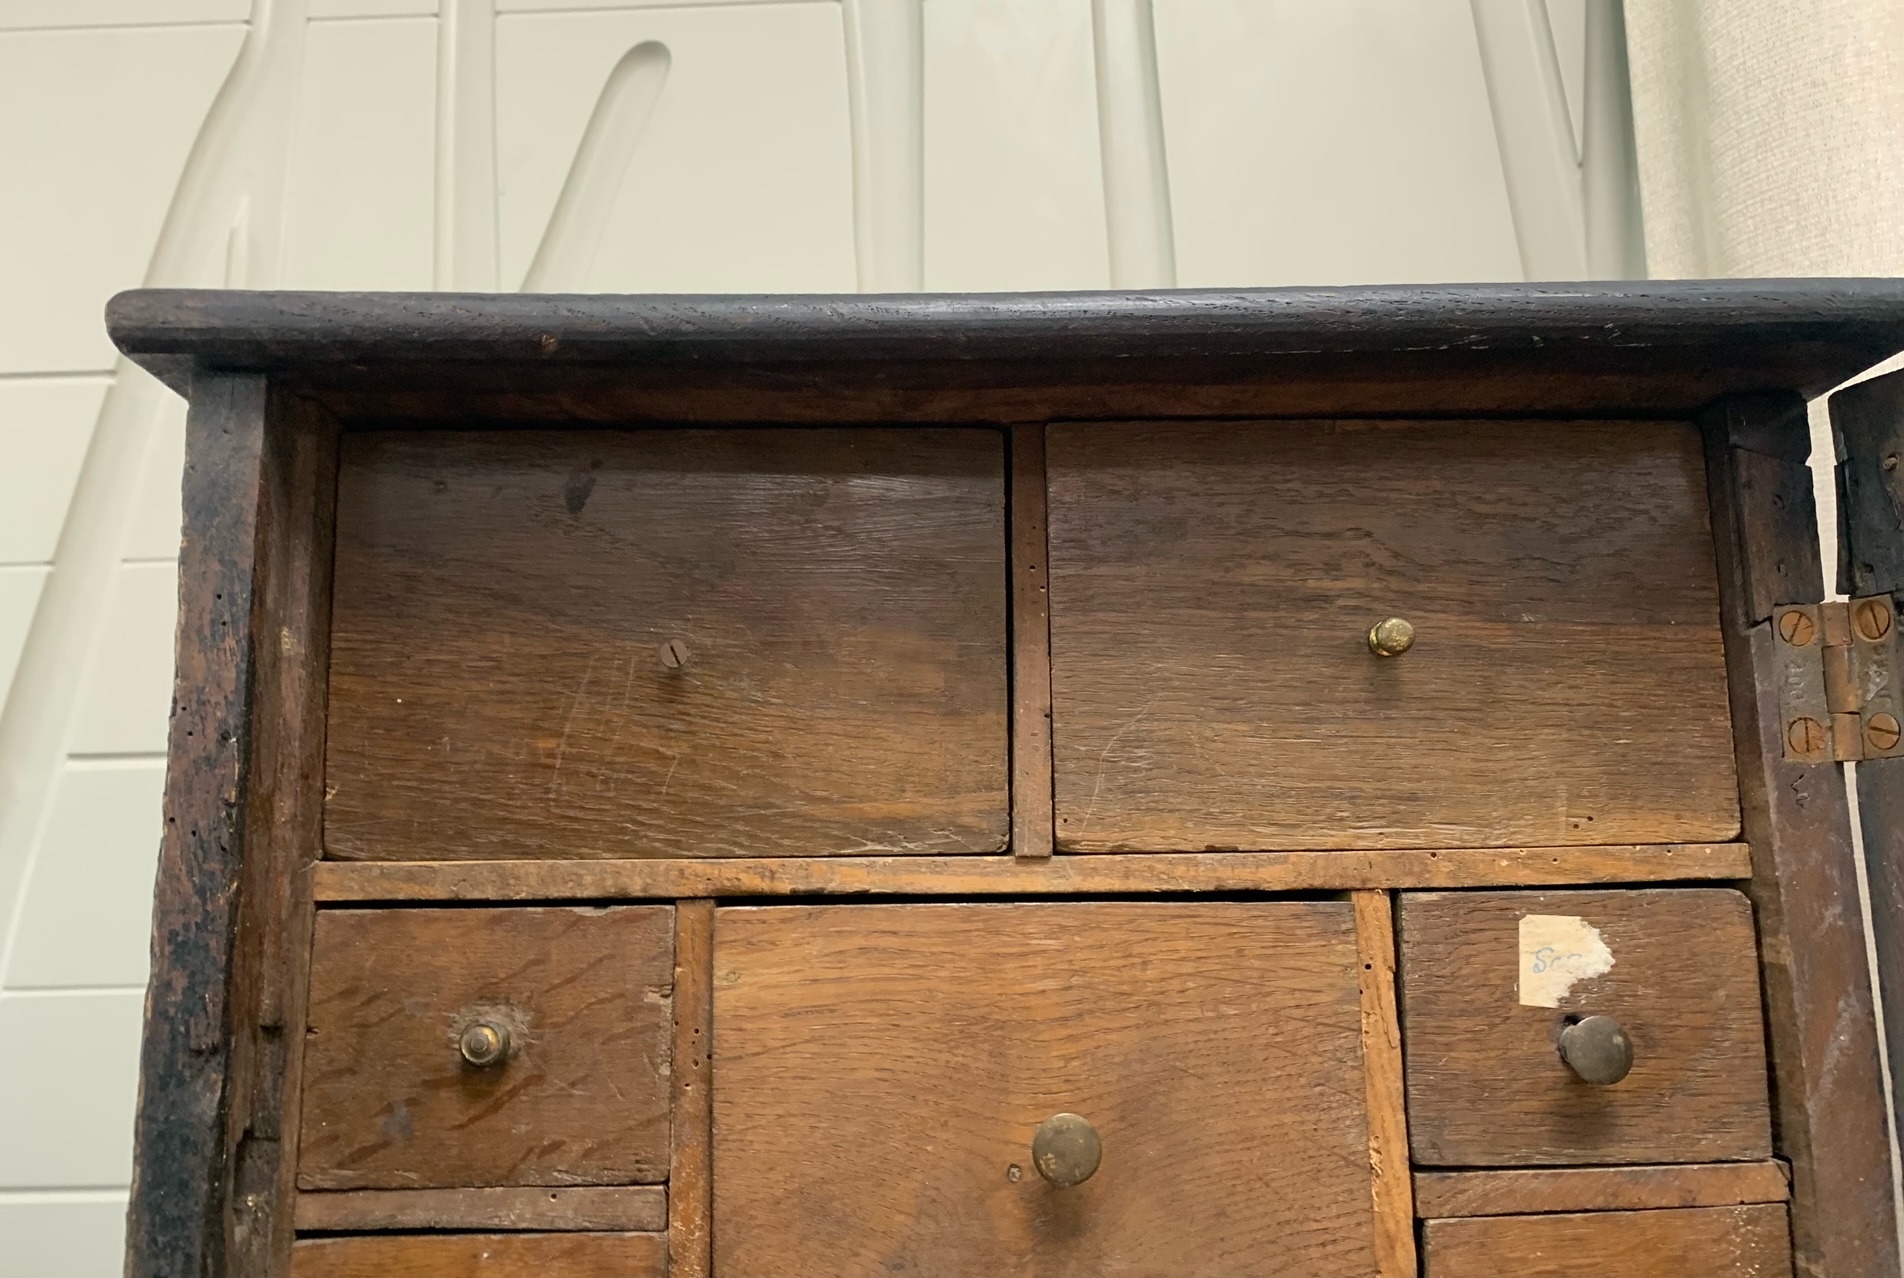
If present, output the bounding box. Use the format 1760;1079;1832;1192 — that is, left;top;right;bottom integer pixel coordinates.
1153;0;1523;286
924;0;1110;291
496;2;858;293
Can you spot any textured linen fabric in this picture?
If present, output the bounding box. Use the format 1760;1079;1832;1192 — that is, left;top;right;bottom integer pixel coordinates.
1624;0;1904;277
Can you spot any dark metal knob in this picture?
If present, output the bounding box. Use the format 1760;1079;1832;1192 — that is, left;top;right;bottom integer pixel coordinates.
1367;617;1416;657
458;1021;511;1068
1559;1015;1633;1085
1031;1113;1101;1188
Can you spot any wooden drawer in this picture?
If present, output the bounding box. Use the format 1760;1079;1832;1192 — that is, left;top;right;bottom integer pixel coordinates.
710;902;1383;1277
289;1232;666;1277
324;428;1008;860
1045;419;1738;851
297;906;673;1190
1421;1204;1793;1278
1399;888;1771;1165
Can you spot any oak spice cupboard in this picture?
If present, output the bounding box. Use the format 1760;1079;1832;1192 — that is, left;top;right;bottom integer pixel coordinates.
108;282;1904;1277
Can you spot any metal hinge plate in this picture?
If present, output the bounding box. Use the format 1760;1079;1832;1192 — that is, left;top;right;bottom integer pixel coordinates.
1774;596;1903;763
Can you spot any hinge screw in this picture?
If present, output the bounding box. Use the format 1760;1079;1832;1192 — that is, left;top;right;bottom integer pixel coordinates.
1787;717;1828;755
1778;610;1817;646
1869;713;1903;754
1852;598;1895;642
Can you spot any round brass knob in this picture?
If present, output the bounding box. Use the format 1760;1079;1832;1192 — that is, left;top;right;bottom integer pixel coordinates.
1367;617;1416;658
1558;1015;1633;1085
458;1021;511;1068
1031;1113;1101;1188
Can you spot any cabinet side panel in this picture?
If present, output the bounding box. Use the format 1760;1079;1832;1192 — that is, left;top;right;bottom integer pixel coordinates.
1830;368;1904;1195
1702;393;1900;1278
123;374;270;1276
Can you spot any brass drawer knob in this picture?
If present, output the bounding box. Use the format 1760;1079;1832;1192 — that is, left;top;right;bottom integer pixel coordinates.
458;1021;512;1068
1558;1015;1633;1085
1031;1112;1101;1188
1367;617;1416;657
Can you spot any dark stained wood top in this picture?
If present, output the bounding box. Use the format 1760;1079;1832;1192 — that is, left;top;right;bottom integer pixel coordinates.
107;282;1904;411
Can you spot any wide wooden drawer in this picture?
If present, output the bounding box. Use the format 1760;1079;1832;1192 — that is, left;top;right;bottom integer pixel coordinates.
289;1232;666;1277
297;906;673;1190
1045;419;1739;851
1421;1204;1793;1278
710;901;1381;1277
323;428;1009;860
1399;888;1771;1165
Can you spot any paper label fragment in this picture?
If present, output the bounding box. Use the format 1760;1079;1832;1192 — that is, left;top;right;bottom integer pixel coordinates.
1518;914;1615;1007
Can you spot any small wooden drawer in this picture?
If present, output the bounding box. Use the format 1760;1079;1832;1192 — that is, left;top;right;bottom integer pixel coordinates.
1045;419;1739;851
1421;1204;1793;1278
711;901;1383;1277
289;1232;667;1277
297;906;673;1190
323;428;1009;860
1399;888;1771;1165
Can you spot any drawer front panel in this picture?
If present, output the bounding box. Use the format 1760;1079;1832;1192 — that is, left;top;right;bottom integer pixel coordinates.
288;1232;666;1277
297;906;673;1190
325;428;1008;860
711;901;1378;1278
1046;419;1738;851
1400;888;1771;1165
1421;1204;1793;1278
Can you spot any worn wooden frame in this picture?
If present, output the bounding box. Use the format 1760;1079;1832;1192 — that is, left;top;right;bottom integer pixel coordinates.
126;377;340;1277
1832;369;1904;1193
1702;392;1898;1278
109;283;1904;1278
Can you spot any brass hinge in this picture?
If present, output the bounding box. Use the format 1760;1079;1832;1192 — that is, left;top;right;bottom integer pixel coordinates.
1773;596;1903;763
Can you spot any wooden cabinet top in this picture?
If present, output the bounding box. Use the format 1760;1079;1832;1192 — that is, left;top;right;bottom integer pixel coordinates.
108;281;1904;420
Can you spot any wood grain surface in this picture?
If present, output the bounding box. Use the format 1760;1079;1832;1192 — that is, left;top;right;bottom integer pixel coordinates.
668;901;713;1278
288;1232;665;1277
297;906;672;1190
311;844;1755;902
226;390;341;1277
1011;424;1055;858
712;902;1377;1277
125;374;275;1278
1421;1204;1793;1278
324;429;1008;860
292;1186;665;1233
1399;889;1771;1166
1354;891;1416;1278
1413;1161;1790;1219
1832;366;1904;599
1704;396;1900;1278
1047;419;1739;851
107;282;1904;407
1829;370;1904;1201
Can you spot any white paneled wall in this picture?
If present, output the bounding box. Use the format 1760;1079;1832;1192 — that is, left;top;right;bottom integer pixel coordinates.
0;1;1628;1270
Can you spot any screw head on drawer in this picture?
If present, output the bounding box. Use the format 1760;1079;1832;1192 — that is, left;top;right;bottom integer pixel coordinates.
459;1021;512;1068
1367;617;1416;658
1558;1015;1633;1086
659;639;691;670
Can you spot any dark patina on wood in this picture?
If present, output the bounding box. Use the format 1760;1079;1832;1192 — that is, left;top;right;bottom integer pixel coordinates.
1702;392;1900;1278
1831;367;1904;1187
